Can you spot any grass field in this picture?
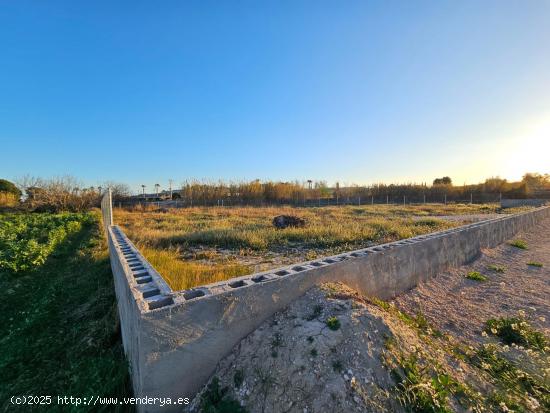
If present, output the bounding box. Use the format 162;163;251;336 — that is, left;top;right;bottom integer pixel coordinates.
115;203;507;290
0;212;132;412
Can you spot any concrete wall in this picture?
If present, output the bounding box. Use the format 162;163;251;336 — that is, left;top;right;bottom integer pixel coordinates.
501;198;548;208
100;194;550;412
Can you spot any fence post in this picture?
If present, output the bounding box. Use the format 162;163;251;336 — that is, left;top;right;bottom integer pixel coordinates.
444;194;447;205
110;192;113;224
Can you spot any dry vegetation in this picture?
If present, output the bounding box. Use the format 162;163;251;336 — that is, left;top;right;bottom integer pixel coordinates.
115;203;507;290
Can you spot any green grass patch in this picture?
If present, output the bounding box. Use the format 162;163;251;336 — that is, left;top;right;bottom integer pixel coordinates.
0;212;132;412
465;271;487;281
527;261;543;268
509;239;528;249
485;317;548;351
487;264;505;273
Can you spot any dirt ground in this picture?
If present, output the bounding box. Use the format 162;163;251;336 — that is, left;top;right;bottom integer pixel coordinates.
395;217;550;342
189;219;550;413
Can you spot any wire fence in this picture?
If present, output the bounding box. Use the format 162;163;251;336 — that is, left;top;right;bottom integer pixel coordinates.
112;193;508;210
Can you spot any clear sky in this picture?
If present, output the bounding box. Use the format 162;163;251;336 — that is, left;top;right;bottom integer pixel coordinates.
2;1;549;193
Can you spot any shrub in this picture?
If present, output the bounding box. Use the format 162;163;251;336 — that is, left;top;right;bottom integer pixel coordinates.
0;192;19;207
0;179;21;197
487;264;505;273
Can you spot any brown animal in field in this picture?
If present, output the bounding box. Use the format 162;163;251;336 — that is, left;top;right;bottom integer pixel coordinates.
272;215;306;229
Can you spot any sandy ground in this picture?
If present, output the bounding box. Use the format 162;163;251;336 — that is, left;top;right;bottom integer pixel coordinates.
395;217;550;341
189;218;550;413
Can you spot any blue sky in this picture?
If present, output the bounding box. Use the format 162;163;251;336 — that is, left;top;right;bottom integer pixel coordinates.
2;1;549;193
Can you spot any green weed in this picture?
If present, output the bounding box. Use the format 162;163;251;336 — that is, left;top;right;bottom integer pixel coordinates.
485;317;548;351
465;271;487;281
527;261;543;267
509;239;528;249
487;264;505;273
305;304;323;321
200;377;246;413
325;316;341;331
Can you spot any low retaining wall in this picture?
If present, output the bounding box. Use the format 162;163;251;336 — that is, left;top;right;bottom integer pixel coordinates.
501;198;548;208
101;196;550;412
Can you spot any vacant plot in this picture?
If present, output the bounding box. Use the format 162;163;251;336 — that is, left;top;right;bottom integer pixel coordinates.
0;212;132;412
114;203;511;290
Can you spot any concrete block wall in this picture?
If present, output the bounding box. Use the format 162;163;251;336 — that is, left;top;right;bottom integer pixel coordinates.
501;198;548;208
100;194;550;412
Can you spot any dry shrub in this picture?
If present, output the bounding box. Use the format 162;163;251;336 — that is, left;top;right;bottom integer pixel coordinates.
0;192;19;207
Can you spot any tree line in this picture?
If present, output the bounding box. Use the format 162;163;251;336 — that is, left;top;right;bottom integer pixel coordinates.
162;173;550;206
1;173;548;212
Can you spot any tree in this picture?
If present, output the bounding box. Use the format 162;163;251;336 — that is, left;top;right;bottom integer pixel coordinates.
522;173;550;193
433;176;452;186
100;181;132;200
0;179;22;198
16;176;99;212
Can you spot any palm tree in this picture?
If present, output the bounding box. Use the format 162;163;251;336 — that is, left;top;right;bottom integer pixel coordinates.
155;183;160;198
141;184;146;198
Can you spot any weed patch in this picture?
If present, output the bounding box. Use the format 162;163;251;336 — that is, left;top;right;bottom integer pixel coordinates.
465;271;487;281
527;261;543;267
509;239;528;249
200;377;246;413
325;316;341;331
392;355;457;413
485;317;548;351
472;344;549;411
487;264;505;273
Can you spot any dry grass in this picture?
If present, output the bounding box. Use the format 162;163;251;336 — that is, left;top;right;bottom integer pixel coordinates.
140;246;250;290
114;203;503;290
